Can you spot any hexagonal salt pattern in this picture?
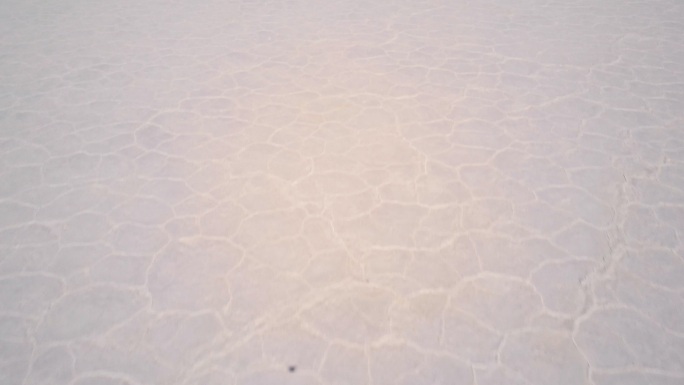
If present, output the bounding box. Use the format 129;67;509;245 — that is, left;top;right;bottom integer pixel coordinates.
1;0;683;384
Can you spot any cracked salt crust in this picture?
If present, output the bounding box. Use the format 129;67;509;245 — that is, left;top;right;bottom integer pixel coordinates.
1;0;684;384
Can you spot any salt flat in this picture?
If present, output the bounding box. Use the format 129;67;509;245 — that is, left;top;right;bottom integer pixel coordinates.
1;1;683;384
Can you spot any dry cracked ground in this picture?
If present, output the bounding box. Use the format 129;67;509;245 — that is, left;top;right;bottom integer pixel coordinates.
1;0;684;384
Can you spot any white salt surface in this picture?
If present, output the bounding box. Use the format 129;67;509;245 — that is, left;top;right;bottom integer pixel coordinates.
1;1;683;384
